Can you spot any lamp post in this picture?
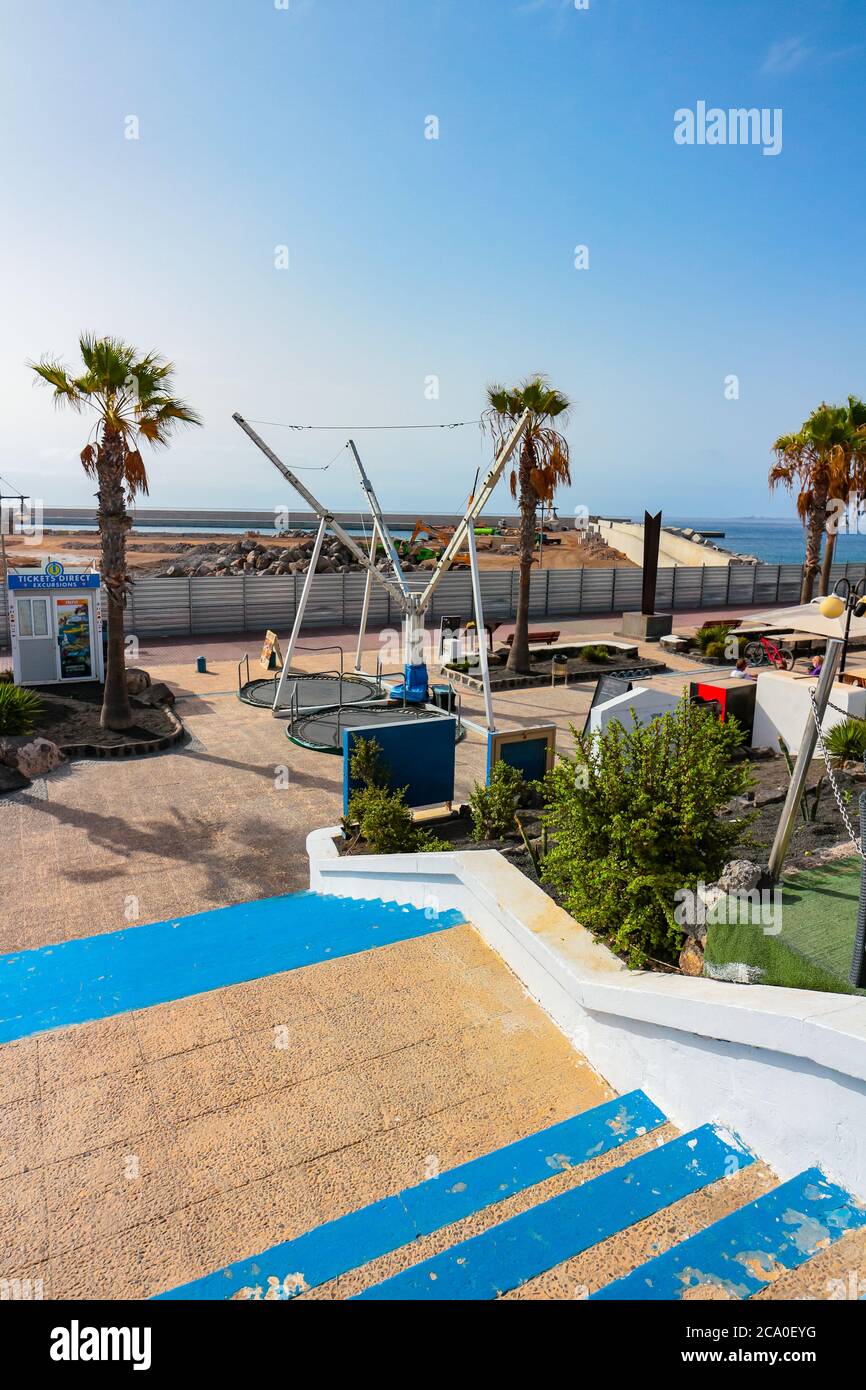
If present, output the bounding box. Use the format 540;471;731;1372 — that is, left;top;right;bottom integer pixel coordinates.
819;578;866;673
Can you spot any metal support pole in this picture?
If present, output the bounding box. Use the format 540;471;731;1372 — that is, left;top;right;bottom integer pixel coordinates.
467;522;495;732
355;519;380;672
272;515;327;715
768;637;845;880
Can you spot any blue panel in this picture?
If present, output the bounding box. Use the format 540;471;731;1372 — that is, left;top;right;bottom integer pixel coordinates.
0;892;462;1044
489;737;549;784
155;1091;667;1300
592;1168;866;1300
355;1126;753;1300
343;717;456;814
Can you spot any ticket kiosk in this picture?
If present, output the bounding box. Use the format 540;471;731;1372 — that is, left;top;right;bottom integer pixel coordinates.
6;561;104;686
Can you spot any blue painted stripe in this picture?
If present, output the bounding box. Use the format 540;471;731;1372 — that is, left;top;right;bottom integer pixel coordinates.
592;1167;866;1301
155;1090;667;1299
0;892;462;1044
355;1125;753;1300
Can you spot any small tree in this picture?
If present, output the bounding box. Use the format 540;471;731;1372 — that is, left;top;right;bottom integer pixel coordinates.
484;377;571;674
30;336;201;729
542;700;753;968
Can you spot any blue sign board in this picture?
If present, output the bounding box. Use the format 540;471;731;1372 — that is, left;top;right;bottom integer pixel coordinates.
9;573;100;590
343;717;457;814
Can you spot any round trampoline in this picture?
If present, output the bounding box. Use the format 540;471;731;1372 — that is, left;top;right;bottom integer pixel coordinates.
239;672;382;711
287;701;465;753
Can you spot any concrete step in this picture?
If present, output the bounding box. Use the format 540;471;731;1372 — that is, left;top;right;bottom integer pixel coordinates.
354;1124;752;1300
156;1089;667;1300
592;1168;866;1301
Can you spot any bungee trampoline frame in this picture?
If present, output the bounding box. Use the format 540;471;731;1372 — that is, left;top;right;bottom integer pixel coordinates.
286;698;466;754
237;645;384;711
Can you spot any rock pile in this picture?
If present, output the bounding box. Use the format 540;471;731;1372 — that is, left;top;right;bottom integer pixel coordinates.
156;534;430;579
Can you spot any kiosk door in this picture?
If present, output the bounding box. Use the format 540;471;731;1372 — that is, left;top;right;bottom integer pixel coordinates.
54;595;94;680
15;594;57;683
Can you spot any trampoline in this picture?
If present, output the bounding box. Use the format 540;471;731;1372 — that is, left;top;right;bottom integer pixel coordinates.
287;701;465;754
239;671;382;711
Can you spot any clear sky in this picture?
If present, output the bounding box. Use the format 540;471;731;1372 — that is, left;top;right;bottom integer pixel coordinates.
1;0;863;520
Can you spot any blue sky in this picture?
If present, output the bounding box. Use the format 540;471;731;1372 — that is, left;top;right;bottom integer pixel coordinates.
0;0;863;519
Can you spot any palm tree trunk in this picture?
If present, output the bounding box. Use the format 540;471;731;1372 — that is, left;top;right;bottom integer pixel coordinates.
97;431;133;730
820;518;838;597
506;442;536;675
800;484;828;602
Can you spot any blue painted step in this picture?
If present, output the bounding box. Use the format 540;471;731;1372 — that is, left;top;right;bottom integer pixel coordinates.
592;1167;866;1300
0;892;462;1044
155;1090;666;1300
355;1125;753;1300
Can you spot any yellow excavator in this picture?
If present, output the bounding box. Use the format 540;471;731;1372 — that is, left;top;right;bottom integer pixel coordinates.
398;519;471;568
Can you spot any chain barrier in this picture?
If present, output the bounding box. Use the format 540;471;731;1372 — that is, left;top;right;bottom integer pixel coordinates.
808;687;864;856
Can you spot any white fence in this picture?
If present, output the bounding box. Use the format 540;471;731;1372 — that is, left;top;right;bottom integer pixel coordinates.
3;563;866;645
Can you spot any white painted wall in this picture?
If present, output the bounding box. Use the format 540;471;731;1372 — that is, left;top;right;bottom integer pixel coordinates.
751;670;866;753
308;831;866;1198
596;519;734;568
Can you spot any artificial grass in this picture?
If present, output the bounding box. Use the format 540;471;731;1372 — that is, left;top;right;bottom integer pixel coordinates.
704;856;865;996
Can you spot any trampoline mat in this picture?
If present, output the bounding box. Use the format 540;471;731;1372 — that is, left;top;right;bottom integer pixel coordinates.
239;672;380;711
288;701;461;753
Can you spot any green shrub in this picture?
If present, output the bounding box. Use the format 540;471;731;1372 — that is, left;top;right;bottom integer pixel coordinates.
0;683;43;735
469;760;527;841
694;622;735;655
578;644;610;663
824;717;866;766
541;699;753;968
704;640;727;660
343;736;448;854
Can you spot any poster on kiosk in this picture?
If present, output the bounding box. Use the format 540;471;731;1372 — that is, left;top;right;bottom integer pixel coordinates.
6;561;104;686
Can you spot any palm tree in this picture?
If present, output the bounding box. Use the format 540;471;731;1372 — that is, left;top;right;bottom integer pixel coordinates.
31;335;201;729
485;376;571;674
769;401;862;602
819;396;866;595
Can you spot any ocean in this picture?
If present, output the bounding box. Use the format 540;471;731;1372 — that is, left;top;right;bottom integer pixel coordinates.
667;518;866;567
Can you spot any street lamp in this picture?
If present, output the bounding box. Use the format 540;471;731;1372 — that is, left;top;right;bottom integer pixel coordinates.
819;578;866;673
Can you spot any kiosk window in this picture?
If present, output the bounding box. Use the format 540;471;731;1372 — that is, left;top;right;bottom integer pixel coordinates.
17;597;49;638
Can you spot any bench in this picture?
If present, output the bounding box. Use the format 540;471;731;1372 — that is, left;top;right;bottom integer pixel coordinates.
504;630;561;647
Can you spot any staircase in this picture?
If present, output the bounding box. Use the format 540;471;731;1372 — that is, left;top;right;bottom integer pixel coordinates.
157;1089;866;1302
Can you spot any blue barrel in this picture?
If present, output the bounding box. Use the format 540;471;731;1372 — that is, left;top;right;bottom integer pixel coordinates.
196;656;207;673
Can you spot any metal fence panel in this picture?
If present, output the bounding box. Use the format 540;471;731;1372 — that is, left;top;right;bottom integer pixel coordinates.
191;577;246;634
242;576;297;634
7;562;855;655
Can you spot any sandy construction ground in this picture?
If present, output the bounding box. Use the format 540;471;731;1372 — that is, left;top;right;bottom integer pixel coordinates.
4;526;633;573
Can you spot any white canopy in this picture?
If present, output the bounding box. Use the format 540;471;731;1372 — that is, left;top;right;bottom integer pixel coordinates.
737;602;866;641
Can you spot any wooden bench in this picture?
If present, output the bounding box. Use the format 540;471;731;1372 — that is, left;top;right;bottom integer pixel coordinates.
504;630;561;647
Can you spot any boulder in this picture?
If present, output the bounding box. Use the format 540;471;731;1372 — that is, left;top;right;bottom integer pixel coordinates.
679;938;704;977
132;682;175;708
0;735;63;778
717;859;762;894
125;668;152;696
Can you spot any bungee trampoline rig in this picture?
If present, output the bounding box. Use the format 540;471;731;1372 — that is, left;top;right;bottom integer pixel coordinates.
237;646;384;711
231;407;530;751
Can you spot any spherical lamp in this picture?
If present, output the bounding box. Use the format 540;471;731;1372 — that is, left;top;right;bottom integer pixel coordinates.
820;595;845;620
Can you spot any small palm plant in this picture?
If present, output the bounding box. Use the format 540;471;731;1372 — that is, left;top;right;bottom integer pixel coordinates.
0;684;43;736
30;336;201;729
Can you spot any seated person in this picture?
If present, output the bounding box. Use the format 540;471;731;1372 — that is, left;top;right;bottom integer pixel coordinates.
730;657;755;680
807;653;823;677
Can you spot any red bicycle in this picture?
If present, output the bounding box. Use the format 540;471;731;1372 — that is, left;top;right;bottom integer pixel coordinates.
743;634;794;670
